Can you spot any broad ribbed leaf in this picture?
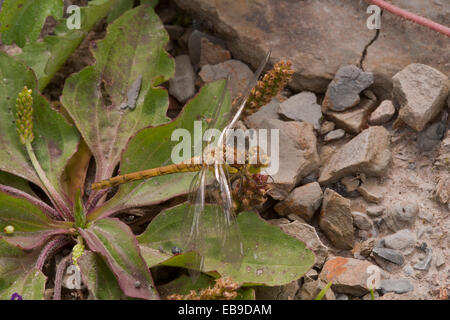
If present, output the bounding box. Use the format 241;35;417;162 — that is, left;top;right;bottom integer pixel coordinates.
61;5;174;184
138;204;315;286
0;171;35;196
88;80;231;221
0;239;46;300
17;0;116;90
79;218;158;300
0;53;80;199
0;0;64;47
78;251;124;300
0;187;71;249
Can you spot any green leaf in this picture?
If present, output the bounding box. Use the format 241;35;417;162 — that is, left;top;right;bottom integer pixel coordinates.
78;250;124;300
79;218;158;300
0;0;64;47
158;273;214;298
138;204;315;286
17;0;116;90
0;171;36;196
0;53;80;199
0;187;71;249
73;189;86;228
107;0;134;22
0;239;46;300
140;0;159;7
61;5;174;184
88;80;231;221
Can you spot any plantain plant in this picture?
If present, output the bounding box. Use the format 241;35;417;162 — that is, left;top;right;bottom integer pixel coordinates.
0;2;314;300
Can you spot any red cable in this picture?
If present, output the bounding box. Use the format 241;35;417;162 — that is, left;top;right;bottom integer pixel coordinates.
368;0;450;37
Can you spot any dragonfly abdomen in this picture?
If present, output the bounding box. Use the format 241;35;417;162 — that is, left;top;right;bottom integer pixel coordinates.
91;163;203;190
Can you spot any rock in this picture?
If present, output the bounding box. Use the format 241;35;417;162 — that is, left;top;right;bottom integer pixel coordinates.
199;38;231;67
199;60;253;100
335;294;349;300
303;269;319;283
341;176;360;193
372;247;405;265
244;98;280;128
366;205;386;217
169;55;196;103
379;279;413;295
324;98;378;134
319;189;354;250
257;120;320;199
324;129;345;143
164;25;185;40
360;238;376;257
382;230;416;255
402;264;414;276
175;0;450;95
319;257;375;296
255;280;299;300
278;92;322;130
384;200;419;232
352;212;373;231
434;176;450;205
413;245;432;271
319;121;335;136
357;177;384;204
417;117;447;152
275;220;329;268
319;145;336;168
274;182;323;221
318;126;391;185
298;279;335;300
323;65;374;112
188;30;227;65
393;63;450;132
369;100;396;125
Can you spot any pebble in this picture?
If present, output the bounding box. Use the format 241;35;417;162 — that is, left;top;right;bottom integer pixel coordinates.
319;121;335;136
366;205;386;217
324;129;345;142
413;244;432;271
379;279;413;294
402;264;414;276
360;238;376;257
323;65;374;112
357;177;383;204
278;92;323;130
244;98;280;128
274;182;323;222
199;38;231;67
169;55;196;103
382;229;416;255
319;189;354;249
417;116;447;151
336;294;349;300
393;63;450;132
372;247;405;265
384;200;419;232
341;176;360;193
352;211;373;230
369;100;396;125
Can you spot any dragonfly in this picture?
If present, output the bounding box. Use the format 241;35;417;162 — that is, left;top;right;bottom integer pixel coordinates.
91;52;271;278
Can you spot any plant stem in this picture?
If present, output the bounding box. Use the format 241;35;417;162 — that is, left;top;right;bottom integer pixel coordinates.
368;0;450;37
315;281;333;300
370;288;375;300
36;237;70;270
25;142;72;220
54;255;71;300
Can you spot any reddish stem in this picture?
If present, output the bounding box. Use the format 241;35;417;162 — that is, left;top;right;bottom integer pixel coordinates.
368;0;450;37
53;255;71;300
36;237;70;271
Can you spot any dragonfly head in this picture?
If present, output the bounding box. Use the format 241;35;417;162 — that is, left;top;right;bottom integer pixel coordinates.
246;146;270;173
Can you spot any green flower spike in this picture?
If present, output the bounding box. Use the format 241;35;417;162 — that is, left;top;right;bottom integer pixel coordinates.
15;86;34;144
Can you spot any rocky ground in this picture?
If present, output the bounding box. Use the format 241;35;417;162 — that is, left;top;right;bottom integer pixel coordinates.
163;0;449;300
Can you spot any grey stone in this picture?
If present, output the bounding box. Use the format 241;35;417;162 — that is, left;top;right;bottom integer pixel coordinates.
257;119;320;200
319;189;354;250
324;129;345;143
393;63;450;132
402;264;414;276
372;247;405;265
384;200;419;231
379;279;413;294
369;100;396;125
417;117;447;152
366;205;386;217
413;246;432;271
275;221;329;268
318;126;391;185
169;55;196;103
324;65;374;112
278;92;322;130
188;30;227;65
336;294;349;300
244;98;280;128
274;182;323;222
199;60;253;100
323;98;378;134
382;229;416;255
352;211;373;230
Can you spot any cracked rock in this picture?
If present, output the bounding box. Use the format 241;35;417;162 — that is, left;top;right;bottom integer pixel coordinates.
393;63;450;132
278;92;322;130
323;65;374;112
318;126;391;185
319;189;354;250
